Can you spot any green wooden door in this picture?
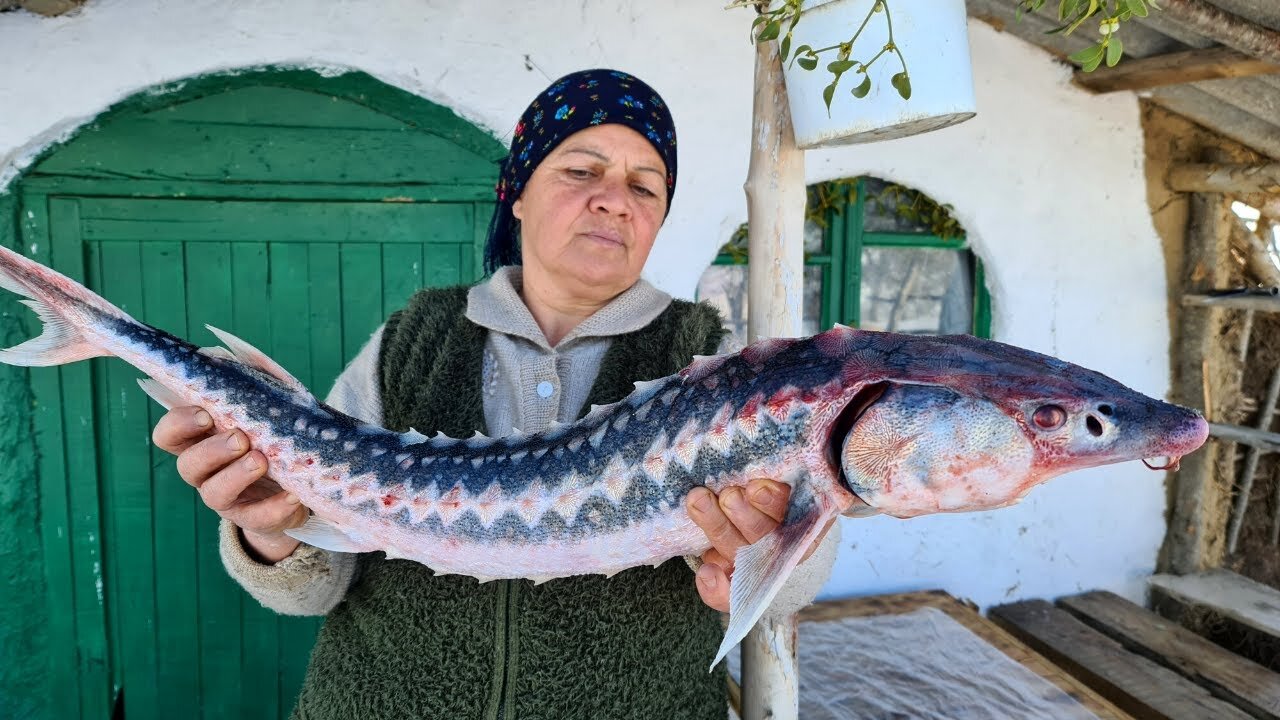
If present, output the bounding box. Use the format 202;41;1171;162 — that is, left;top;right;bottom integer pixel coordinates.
14;70;505;720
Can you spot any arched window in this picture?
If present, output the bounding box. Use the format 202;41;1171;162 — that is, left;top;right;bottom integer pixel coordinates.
697;176;991;350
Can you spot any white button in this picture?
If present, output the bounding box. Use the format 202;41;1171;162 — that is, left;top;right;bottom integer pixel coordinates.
536;381;555;398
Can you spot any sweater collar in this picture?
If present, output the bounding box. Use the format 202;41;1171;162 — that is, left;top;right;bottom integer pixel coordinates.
466;267;672;351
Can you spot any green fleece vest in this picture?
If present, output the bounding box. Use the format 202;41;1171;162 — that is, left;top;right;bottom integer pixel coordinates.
291;285;729;720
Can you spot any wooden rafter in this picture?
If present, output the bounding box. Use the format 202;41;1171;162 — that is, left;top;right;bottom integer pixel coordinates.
1158;0;1280;65
1073;47;1280;94
1167;163;1280;194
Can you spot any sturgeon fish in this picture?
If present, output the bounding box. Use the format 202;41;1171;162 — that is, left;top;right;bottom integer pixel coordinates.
0;244;1208;666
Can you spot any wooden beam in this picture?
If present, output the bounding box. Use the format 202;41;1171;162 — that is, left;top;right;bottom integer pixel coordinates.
1074;47;1280;94
1158;0;1280;66
1059;590;1280;720
1182;293;1280;312
1208;422;1280;453
1168;163;1280;194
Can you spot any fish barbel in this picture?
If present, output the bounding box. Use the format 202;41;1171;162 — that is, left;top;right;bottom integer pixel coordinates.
0;244;1208;666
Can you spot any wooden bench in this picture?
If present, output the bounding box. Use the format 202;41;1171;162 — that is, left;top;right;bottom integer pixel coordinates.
990;589;1280;720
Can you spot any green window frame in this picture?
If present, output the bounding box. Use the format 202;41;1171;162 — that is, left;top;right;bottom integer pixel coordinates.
708;177;992;338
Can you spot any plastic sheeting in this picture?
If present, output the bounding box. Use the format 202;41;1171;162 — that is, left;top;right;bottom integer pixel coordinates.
730;607;1100;720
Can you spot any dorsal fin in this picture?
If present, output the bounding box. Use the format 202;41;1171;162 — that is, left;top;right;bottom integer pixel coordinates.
204;325;308;395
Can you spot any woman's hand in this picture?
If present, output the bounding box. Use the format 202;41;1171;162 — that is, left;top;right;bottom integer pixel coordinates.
685;479;834;612
152;406;309;563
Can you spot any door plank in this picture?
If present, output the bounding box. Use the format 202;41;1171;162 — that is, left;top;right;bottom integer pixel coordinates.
232;241;282;720
184;241;244;720
340;244;384;363
26;194;79;720
49;197;113;720
98;240;161;720
142;240;202;720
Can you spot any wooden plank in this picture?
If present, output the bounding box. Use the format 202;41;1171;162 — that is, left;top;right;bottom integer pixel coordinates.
1060;591;1280;719
79;199;470;246
1183;294;1280;313
307;243;344;395
25;193;79;720
184;241;242;720
340;243;384;363
97;240;161;720
801;591;1132;719
34;121;496;185
1074;47;1280;94
423;241;462;288
1150;571;1280;646
145;85;410;129
990;599;1255;720
231;241;281;720
20;176;496;203
142;241;201;720
381;242;424;317
268;242;322;711
267;242;313;388
49;197;114;720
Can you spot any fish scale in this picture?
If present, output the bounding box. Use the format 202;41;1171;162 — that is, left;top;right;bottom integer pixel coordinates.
0;244;1209;668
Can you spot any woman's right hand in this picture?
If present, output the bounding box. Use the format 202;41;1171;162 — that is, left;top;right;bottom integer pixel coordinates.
152;406;308;563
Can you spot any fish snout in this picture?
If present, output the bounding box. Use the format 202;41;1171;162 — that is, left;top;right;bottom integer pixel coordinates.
1112;400;1209;470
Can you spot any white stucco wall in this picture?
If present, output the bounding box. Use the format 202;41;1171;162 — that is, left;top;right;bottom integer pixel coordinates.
0;0;1169;609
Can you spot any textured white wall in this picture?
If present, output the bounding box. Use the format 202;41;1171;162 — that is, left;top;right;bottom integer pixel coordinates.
0;0;1168;608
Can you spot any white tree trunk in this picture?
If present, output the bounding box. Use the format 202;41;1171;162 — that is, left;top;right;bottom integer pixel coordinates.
741;28;806;720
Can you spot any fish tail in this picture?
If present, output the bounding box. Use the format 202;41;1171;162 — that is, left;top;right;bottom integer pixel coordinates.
0;244;128;366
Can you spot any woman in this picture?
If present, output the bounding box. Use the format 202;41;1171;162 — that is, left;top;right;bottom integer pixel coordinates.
152;68;839;719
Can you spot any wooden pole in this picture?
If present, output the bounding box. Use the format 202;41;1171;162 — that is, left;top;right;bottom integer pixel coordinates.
1226;367;1280;553
1162;192;1237;574
1157;0;1280;65
742;27;806;720
1167;163;1280;194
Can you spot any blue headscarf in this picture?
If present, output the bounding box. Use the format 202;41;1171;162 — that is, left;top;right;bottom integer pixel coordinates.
483;68;679;273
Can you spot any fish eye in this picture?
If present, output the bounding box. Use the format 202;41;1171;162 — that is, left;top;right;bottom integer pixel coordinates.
1031;404;1067;431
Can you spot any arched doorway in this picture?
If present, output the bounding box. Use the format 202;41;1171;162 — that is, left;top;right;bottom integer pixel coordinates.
15;68;503;720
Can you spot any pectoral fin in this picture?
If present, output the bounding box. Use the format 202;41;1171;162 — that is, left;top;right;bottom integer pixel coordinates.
284;515;371;554
712;487;835;669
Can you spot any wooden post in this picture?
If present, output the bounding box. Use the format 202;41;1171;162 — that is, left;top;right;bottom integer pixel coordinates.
741;28;806;720
1161;192;1238;574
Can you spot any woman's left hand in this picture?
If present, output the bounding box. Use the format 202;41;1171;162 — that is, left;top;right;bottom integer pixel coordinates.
686;479;835;612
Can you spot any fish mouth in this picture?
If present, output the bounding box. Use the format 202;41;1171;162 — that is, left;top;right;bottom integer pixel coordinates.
1143;456;1182;471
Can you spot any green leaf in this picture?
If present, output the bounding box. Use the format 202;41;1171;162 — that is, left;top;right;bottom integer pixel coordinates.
851;74;872;98
822;80;837;113
1058;0;1081;21
780;34;792;61
1106;37;1123;67
827;59;856;74
759;20;781;42
792;44;812;64
891;71;911;100
797;56;818;71
1068;43;1105;66
1129;0;1149;16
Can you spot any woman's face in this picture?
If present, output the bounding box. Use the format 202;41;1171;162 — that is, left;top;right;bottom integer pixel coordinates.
512;124;668;301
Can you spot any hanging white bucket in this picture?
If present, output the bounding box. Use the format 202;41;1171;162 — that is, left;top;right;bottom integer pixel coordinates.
779;0;976;149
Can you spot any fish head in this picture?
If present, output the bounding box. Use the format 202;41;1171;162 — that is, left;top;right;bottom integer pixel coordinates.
823;328;1209;518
